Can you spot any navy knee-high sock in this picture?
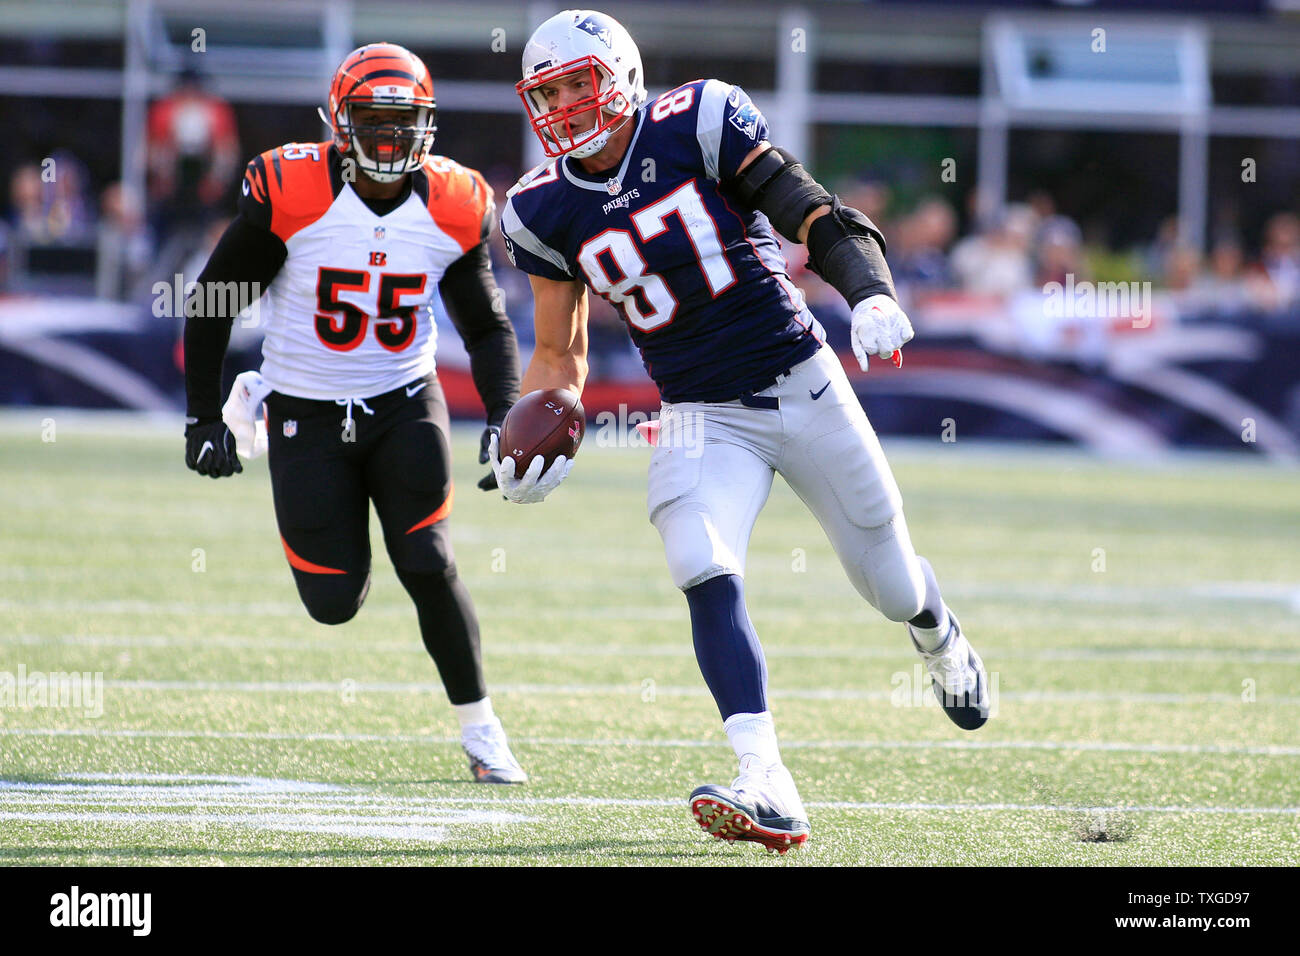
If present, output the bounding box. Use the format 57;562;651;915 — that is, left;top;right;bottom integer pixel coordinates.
684;574;768;719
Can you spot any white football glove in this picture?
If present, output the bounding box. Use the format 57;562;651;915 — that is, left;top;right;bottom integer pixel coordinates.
850;294;914;371
488;431;573;504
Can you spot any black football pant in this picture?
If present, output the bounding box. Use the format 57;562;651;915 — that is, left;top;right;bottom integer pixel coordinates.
264;374;486;705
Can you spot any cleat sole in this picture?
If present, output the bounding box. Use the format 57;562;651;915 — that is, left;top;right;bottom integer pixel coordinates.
688;789;810;854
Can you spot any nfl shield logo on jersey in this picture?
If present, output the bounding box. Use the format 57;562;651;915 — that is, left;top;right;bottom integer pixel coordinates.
283;419;298;438
373;226;385;240
606;177;622;196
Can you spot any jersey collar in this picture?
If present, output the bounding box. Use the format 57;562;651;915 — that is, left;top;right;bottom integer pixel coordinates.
560;109;646;193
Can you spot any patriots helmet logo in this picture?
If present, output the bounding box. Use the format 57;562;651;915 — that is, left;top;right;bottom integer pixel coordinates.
575;14;614;48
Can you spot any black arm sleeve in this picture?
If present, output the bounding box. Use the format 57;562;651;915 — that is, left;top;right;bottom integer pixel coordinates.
439;240;521;427
805;197;897;306
731;146;895;307
183;214;287;420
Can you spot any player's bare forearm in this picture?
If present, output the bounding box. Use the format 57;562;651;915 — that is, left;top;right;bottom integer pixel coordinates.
521;348;587;396
520;274;589;395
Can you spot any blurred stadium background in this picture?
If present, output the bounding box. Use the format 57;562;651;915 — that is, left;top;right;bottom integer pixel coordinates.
3;0;1299;457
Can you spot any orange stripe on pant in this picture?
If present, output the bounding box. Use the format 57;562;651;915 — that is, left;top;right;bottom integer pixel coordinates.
280;536;346;575
406;482;454;535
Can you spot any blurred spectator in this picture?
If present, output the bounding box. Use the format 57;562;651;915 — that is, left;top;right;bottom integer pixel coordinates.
892;196;956;297
147;67;240;245
1160;243;1204;318
96;181;153;300
1143;215;1181;280
1162;244;1202;293
7;150;94;243
838;180;893;238
1026;189;1057;224
1180;237;1258;319
1035;216;1087;288
8;165;44;237
950;203;1035;295
1255;212;1300;310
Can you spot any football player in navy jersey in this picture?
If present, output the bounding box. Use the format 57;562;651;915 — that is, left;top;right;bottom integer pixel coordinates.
493;10;991;852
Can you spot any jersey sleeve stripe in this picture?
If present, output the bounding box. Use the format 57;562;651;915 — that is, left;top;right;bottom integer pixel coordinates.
501;199;572;277
695;79;730;181
267;145;335;243
424;164;491;254
245;155;269;203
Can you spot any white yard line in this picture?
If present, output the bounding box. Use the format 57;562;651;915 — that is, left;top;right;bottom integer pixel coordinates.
1;801;1294;817
9;631;1300;664
1;727;1296;756
25;677;1290;705
0;776;1292;838
0;776;528;843
4;578;1300;622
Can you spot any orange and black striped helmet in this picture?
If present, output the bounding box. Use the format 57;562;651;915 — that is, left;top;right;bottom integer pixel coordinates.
319;43;436;183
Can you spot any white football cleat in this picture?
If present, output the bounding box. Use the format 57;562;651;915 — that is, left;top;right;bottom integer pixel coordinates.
689;762;810;853
462;718;528;784
908;611;990;730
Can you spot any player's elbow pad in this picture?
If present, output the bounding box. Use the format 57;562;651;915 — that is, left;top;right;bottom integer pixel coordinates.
732;146;831;242
732;147;895;304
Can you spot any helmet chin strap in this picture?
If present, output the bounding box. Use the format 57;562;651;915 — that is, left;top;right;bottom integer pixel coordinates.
561;109;633;160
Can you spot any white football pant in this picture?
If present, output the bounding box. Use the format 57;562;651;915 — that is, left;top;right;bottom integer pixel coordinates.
647;345;926;622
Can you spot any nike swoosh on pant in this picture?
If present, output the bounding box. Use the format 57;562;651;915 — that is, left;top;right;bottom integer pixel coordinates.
406;382;428;397
810;382;830;400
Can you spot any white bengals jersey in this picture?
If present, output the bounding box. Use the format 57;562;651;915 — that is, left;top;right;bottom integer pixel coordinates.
238;141;493;400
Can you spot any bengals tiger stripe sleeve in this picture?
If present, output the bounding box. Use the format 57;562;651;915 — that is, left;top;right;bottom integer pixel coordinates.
182;156;289;422
437;202;520;427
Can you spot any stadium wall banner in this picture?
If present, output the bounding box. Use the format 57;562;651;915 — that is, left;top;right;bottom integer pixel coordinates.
1;295;1296;461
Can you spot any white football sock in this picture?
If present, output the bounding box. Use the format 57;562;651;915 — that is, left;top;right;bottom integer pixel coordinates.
724;711;782;771
909;607;952;653
454;697;496;730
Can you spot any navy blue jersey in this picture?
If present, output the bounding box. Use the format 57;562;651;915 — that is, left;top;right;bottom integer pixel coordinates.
501;79;823;404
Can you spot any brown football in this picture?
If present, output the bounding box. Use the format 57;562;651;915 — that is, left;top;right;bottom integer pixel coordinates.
499;388;586;479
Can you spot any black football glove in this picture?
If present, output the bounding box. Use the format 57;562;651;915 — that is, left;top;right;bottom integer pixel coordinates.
477;425;500;491
185;417;243;478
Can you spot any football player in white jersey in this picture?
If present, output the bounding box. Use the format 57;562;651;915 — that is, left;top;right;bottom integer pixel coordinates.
182;43;528;783
492;11;991;850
